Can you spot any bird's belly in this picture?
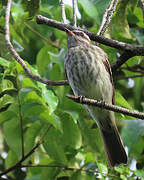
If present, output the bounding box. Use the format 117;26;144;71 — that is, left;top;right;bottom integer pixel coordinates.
68;59;112;104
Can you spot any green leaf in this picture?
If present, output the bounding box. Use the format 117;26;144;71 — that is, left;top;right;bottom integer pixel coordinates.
135;170;144;179
40;110;62;132
120;174;127;180
58;111;82;149
0;57;10;67
115;91;133;110
48;48;65;71
4;118;22;158
70;170;92;180
133;78;144;109
36;45;51;76
97;163;108;175
78;0;111;24
5;150;18;168
79;117;103;154
121;120;144;153
25;177;40;180
125;56;139;71
42;88;58;114
0;94;14;109
130;29;144;45
24;121;42;154
40;166;60;180
0;103;18;125
23;91;44;105
11;5;27;22
0;79;15;92
21;102;45;122
22;78;40;90
85;152;96;164
128;7;144;28
78;0;99;21
22;0;40;18
111;0;132;41
42;0;59;6
43;127;68;164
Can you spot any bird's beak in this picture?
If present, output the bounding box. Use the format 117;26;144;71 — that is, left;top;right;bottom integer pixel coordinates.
65;28;74;36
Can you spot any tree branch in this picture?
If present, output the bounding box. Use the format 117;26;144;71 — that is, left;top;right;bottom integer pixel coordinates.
36;15;144;71
5;0;68;86
116;74;144;81
72;0;77;27
21;164;99;173
111;50;135;71
36;15;144;53
97;0;119;36
60;0;67;24
66;94;144;119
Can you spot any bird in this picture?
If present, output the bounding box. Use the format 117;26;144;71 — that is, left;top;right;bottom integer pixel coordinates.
64;29;128;168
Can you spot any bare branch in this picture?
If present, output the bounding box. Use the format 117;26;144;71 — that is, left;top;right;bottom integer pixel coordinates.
36;15;144;53
66;94;144;119
60;0;67;24
36;15;144;71
97;0;119;36
72;0;77;27
116;74;144;81
5;0;68;86
111;50;135;71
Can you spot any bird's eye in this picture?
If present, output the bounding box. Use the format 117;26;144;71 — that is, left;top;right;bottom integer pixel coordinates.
74;31;84;37
72;30;90;42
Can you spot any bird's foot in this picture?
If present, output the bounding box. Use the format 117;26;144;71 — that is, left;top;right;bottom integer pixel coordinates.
98;99;105;107
78;95;85;103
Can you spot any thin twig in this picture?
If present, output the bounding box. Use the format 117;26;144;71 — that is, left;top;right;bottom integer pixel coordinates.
22;164;99;173
115;74;144;81
24;22;60;49
121;65;144;73
39;124;52;143
5;0;68;86
21;164;122;178
66;94;144;119
72;0;77;27
0;125;52;177
97;0;119;36
60;0;67;24
17;84;24;158
0;142;40;177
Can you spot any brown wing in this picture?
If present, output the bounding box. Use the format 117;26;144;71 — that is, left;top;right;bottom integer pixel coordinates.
102;56;115;105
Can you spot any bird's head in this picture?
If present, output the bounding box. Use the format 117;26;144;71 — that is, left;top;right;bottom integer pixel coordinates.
66;29;90;48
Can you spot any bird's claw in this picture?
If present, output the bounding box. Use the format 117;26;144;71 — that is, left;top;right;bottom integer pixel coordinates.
78;95;85;103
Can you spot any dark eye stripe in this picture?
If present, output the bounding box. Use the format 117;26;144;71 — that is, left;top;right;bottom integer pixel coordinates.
73;31;90;41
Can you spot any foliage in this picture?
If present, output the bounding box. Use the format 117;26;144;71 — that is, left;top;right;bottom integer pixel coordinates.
0;0;144;179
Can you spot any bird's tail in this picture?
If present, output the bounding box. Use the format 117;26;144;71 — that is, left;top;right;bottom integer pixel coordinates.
99;120;128;168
